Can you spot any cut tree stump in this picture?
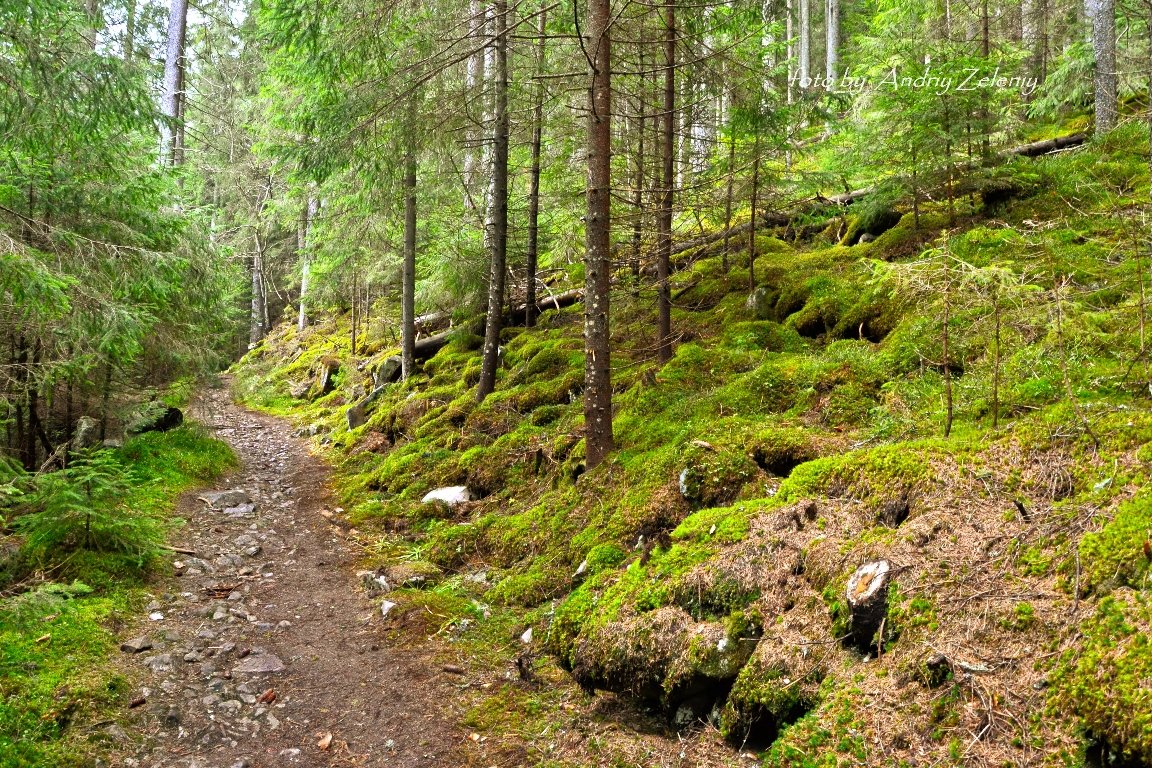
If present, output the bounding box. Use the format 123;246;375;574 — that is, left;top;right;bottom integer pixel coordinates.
846;560;891;652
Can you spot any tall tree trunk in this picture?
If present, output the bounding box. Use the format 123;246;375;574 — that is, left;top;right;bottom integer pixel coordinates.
85;0;101;50
297;197;317;332
249;248;265;348
478;0;510;401
1087;0;1118;133
722;125;736;272
631;44;646;294
463;0;487;213
124;0;135;60
584;0;615;469
350;266;359;356
525;5;547;329
160;0;188;166
799;0;811;84
748;132;761;292
656;0;676;364
401;141;418;380
825;0;839;79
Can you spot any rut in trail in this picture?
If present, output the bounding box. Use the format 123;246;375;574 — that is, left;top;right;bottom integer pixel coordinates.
119;385;472;768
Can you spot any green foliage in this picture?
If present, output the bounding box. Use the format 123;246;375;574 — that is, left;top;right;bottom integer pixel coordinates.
11;451;158;565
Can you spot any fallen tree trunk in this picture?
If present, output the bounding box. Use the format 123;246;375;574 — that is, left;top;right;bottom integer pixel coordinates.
508;287;583;325
1005;133;1087;157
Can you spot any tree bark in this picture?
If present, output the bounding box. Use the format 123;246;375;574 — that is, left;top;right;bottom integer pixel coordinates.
748;132;761;291
402;139;418;381
160;0;188;166
249;248;266;348
656;1;676;364
1087;0;1117;133
825;0;839;80
478;0;510;401
798;0;810;85
631;44;647;293
525;5;547;329
584;0;615;469
297;196;317;332
846;561;891;652
124;0;135;60
85;0;101;50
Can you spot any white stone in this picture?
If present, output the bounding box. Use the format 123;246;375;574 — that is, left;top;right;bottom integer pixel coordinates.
420;486;474;506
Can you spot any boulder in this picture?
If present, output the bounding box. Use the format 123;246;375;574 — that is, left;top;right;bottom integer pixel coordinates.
346;385;389;430
199;489;252;509
745;285;775;321
233;654;285;674
127;404;183;435
420;486;474;507
309;358;339;400
72;416;100;450
374;356;403;387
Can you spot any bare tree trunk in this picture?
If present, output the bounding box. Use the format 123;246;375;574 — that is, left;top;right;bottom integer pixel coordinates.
525;5;547;329
350;266;359;356
825;0;839;79
748;132;761;291
463;0;487;213
799;0;810;84
722;125;735;272
297;196;317;332
401;140;418;380
584;0;615;469
1087;0;1118;133
85;0;101;49
124;0;135;60
478;0;510;401
160;0;188;166
248;248;265;348
656;0;676;364
631;44;646;294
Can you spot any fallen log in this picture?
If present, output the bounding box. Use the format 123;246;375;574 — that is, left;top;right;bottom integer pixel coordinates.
1005;133;1087;157
508;287;583;325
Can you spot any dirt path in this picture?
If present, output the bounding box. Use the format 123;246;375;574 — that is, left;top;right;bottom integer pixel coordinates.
120;386;467;768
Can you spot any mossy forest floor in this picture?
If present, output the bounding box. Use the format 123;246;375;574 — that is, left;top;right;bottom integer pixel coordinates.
231;123;1152;767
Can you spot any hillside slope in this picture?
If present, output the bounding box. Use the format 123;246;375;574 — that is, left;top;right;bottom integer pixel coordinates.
234;124;1152;767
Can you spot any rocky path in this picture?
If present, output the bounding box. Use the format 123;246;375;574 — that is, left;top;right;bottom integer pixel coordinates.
120;386;465;768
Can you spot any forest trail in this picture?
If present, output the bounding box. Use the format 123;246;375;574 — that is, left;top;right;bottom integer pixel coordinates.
118;384;470;768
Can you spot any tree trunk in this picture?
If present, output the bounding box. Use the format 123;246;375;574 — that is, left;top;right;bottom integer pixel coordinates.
525;5;547;329
160;0;188;166
249;248;266;348
631;44;646;294
656;0;676;364
1087;0;1117;133
402;140;418;381
722;126;735;272
748;132;761;292
124;0;135;60
85;0;101;49
846;561;891;652
478;0;510;402
463;0;487;213
798;0;810;85
584;0;615;469
297;197;317;332
825;0;839;80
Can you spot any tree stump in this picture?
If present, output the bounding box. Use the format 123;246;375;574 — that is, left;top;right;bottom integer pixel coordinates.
845;560;891;652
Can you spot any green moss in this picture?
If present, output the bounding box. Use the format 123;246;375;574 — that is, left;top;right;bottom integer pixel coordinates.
1052;590;1152;763
1079;493;1152;593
